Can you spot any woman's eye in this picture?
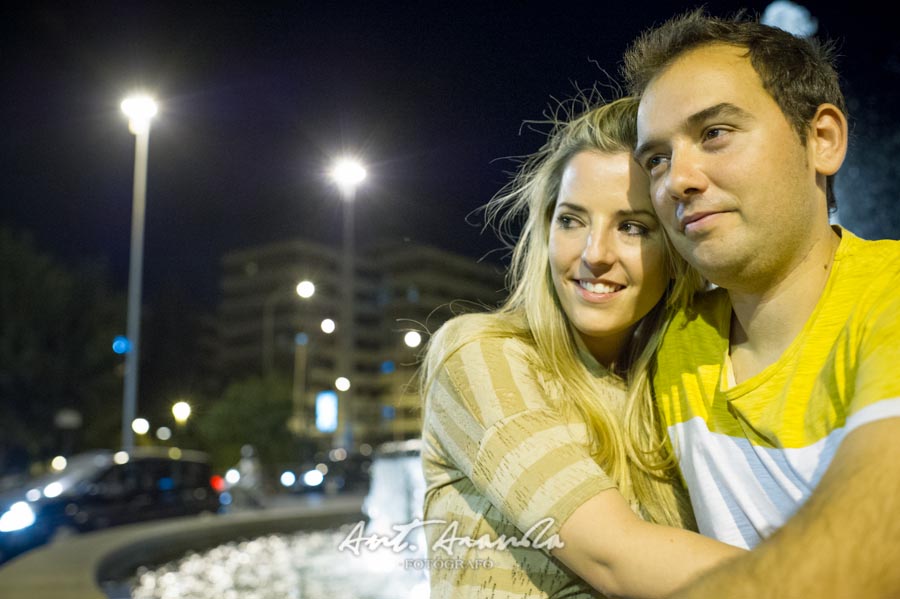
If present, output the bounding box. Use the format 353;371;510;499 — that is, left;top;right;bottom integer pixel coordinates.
621;222;649;236
556;215;580;229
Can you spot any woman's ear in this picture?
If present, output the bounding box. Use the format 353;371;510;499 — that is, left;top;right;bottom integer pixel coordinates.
810;103;848;177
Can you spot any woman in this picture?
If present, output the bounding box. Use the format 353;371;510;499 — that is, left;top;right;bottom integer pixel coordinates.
420;97;742;598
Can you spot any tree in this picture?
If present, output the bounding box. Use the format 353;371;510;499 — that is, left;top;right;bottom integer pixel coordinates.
195;375;301;476
0;227;124;470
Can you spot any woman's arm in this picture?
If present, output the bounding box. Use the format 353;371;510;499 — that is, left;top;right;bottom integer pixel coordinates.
554;489;745;598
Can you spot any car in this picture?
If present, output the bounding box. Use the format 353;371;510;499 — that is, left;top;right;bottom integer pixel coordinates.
0;447;222;564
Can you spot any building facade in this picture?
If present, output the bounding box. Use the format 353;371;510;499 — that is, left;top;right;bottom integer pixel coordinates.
215;238;505;451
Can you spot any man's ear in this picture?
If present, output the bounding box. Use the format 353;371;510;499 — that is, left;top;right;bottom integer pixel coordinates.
811;103;848;176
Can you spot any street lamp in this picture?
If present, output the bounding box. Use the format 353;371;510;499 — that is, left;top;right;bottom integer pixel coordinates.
329;157;366;449
404;331;423;348
262;279;315;374
120;93;157;452
172;401;191;425
288;317;335;437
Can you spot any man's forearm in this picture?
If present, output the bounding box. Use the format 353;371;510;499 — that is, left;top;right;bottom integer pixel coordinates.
671;418;900;599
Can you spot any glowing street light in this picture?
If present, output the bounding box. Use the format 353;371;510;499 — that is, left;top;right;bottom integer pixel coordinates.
121;95;158;135
296;280;315;299
131;418;150;436
120;93;158;452
330;158;367;197
321;318;336;334
329;156;367;449
335;377;351;392
263;279;316;374
404;331;422;348
172;401;191;424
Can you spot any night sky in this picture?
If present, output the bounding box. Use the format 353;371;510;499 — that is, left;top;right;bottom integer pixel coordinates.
2;1;898;308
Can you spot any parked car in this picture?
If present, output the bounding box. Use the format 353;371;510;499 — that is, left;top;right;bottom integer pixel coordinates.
0;448;222;564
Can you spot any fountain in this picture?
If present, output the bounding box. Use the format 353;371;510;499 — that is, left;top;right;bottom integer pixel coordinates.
124;440;429;599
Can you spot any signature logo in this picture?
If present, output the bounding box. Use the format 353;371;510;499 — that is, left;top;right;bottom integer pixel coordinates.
337;517;564;556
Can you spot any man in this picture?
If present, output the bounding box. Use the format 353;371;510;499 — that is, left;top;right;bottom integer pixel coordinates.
626;11;900;598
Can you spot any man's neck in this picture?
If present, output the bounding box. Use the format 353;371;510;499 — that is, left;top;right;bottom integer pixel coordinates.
728;227;841;383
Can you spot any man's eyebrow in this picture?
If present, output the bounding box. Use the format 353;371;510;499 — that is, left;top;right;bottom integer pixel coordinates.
634;102;753;161
686;102;753;129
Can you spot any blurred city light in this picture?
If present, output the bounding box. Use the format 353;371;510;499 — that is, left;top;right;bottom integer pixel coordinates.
359;443;373;456
121;94;158;135
112;335;131;354
168;447;182;460
335;377;351;392
761;0;818;37
330;158;367;197
156;426;172;441
172;401;191;424
315;463;329;475
315;391;338;433
210;475;226;493
280;471;296;487
132;418;150;435
295;332;309;346
42;482;63;499
296;280;315;298
0;502;35;533
114;451;130;465
329;448;348;461
50;456;67;471
321;318;335;334
302;469;324;487
380;360;396;374
225;468;241;485
404;331;422;348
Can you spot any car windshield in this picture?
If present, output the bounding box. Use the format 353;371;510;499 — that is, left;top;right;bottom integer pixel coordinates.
23;453;112;496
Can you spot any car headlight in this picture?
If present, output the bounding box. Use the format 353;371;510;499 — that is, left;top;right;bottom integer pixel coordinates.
0;501;36;533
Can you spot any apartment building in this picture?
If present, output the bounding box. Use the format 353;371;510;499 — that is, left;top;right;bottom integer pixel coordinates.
215;238;505;450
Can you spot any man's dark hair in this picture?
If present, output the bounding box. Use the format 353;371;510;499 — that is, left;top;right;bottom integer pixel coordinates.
622;9;846;212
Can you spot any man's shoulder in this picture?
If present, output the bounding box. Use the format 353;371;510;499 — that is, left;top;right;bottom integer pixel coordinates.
668;286;730;331
830;229;900;309
838;228;900;275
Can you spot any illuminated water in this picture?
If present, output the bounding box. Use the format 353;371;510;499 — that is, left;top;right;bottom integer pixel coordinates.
128;442;428;599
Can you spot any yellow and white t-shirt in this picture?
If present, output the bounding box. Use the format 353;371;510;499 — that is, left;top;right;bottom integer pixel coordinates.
654;228;900;549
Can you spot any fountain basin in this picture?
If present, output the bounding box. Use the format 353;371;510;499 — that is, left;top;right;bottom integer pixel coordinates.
0;495;364;599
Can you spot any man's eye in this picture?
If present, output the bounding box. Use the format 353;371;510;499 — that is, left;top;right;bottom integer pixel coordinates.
704;127;727;141
645;155;669;172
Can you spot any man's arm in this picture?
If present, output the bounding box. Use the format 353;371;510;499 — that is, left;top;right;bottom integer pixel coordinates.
671;416;900;598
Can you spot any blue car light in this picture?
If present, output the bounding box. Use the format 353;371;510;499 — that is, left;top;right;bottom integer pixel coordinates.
0;501;36;533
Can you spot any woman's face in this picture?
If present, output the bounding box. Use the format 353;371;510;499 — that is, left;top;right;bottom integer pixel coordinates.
548;151;668;365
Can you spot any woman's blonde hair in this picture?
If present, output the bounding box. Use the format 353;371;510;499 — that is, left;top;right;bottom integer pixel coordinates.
422;96;704;527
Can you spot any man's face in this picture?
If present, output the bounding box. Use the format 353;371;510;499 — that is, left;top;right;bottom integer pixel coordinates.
635;44;824;289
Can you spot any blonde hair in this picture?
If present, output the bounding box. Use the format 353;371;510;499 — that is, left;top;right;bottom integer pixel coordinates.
422;96;704;527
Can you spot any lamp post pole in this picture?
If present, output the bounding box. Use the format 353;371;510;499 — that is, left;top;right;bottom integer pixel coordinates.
262;280;315;376
120;95;157;452
330;158;366;449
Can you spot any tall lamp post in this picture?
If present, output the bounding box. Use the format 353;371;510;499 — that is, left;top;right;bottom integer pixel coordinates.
329;158;366;449
120;94;157;452
262;279;316;375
